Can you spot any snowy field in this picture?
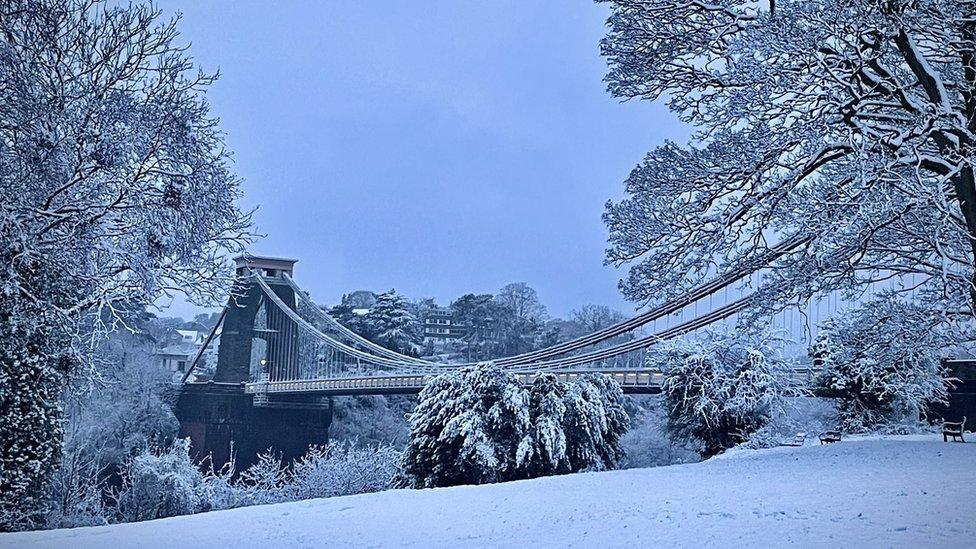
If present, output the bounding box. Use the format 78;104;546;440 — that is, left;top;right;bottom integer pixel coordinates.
5;435;974;549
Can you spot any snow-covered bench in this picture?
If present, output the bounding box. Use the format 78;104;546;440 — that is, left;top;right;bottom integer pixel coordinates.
819;431;841;444
943;417;966;443
781;432;806;447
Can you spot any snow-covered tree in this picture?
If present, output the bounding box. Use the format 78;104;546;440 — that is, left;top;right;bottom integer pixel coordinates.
496;282;547;357
561;374;629;472
401;363;532;488
328;303;373;341
0;0;250;527
649;329;794;457
365;290;422;356
281;442;401;501
450;293;507;360
522;374;570;476
600;0;976;316
403;365;629;486
813;297;955;432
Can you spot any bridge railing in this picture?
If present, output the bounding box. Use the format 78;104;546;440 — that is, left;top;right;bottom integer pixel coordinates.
245;368;666;398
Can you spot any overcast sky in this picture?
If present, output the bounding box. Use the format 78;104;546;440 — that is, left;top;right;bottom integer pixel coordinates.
155;1;689;319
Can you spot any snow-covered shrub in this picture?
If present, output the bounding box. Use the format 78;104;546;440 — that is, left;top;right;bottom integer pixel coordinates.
401;363;532;488
237;452;287;506
281;442;401;501
521;374;570;476
402;365;630;487
813;298;954;432
520;373;629;476
111;439;239;522
39;448;109;529
649;328;794;457
561;374;629;472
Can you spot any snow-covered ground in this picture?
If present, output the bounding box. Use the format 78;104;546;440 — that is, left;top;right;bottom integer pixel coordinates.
5;435;974;548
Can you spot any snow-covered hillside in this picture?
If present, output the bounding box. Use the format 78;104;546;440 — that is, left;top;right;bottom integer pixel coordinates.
5;436;974;548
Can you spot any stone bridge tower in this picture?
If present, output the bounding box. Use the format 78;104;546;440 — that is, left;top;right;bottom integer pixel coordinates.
213;255;299;383
175;255;332;470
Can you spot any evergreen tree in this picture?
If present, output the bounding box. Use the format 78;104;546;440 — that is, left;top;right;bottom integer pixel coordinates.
561;374;629;472
522;374;570;476
450;293;505;361
401;363;531;488
365;290;422;356
328;303;374;341
521;373;629;476
402;365;630;488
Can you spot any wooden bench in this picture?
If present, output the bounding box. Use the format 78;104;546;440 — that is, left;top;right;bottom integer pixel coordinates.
819;431;841;444
943;417;966;443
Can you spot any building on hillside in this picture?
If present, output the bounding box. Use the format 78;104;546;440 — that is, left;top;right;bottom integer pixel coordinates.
422;306;467;346
157;328;221;382
176;329;206;345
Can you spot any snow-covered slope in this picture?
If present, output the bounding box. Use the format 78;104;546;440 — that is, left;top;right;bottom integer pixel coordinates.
6;436;974;548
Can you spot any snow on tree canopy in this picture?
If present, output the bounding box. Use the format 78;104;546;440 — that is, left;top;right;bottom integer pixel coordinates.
813;296;956;432
401;364;629;488
600;0;976;317
648;328;796;457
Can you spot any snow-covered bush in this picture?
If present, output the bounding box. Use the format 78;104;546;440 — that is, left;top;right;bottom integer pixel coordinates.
109;440;399;522
401;363;532;488
561;374;629;472
39;448;109;529
521;374;570;476
402;364;630;487
649;328;794;457
236;452;287;506
520;373;629;476
813;298;954;432
110;439;239;522
281;443;401;501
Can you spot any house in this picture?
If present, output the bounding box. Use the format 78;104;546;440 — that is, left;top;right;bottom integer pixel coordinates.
157;328;221;382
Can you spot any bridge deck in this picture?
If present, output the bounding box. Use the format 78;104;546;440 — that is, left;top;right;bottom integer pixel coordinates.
241;370;663;400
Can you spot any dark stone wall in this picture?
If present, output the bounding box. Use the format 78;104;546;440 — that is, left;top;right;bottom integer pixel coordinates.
175;383;331;470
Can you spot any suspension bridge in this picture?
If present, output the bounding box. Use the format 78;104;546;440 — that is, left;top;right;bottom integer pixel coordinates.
172;251;859;466
180;252;788;400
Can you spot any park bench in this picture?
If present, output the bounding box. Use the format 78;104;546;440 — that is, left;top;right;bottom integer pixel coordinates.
781;432;806;447
819;431;841;444
943;417;966;443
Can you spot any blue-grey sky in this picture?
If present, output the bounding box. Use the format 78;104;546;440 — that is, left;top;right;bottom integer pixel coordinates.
156;1;688;319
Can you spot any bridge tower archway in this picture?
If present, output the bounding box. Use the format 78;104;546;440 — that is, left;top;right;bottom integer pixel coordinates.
213;255;299;383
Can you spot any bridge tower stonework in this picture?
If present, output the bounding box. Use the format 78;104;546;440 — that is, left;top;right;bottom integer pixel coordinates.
175;255;333;470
